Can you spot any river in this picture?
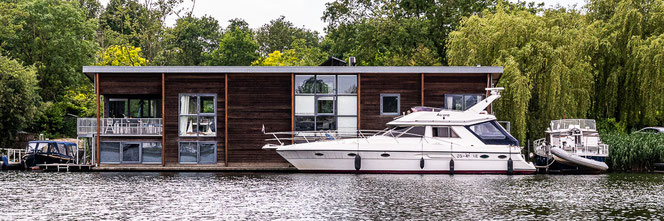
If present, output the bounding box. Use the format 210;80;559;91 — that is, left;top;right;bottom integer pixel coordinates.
1;172;662;220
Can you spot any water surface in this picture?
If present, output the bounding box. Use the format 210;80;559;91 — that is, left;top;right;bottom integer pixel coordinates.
1;172;663;220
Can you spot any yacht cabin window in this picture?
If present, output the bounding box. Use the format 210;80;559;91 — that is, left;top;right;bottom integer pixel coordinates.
57;143;67;155
433;126;459;138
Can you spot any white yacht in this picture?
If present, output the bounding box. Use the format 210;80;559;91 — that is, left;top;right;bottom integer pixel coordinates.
533;119;609;172
263;88;536;174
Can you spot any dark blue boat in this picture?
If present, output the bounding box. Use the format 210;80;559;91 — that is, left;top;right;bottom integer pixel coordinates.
22;141;76;168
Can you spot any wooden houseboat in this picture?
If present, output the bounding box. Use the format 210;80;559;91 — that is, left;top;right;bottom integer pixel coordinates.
78;64;503;169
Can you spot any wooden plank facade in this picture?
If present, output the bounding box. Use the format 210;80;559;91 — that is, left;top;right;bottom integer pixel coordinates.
84;66;502;167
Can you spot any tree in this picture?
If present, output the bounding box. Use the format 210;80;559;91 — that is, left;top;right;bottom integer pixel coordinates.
447;6;595;143
587;0;664;129
255;16;321;56
0;0;98;102
0;55;40;148
322;0;498;65
204;18;259;66
97;45;149;66
98;0;183;61
157;15;221;65
252;39;327;66
0;2;27;45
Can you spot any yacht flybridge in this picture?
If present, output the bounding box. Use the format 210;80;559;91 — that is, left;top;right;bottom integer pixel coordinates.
262;88;536;174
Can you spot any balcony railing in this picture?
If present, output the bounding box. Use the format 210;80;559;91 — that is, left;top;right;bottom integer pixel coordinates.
77;118;162;136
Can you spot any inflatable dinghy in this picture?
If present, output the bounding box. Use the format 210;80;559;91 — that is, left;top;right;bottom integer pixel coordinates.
551;147;609;171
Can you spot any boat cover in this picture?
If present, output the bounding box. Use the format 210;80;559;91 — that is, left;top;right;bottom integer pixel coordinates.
551;147;609;171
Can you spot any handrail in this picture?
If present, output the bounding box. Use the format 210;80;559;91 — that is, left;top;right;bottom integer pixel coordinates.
77;118;162;136
263;129;464;147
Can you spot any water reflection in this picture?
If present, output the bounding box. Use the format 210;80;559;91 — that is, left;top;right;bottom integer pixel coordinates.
1;172;662;220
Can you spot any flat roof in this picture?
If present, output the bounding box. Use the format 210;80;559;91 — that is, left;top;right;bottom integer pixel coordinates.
83;66;503;74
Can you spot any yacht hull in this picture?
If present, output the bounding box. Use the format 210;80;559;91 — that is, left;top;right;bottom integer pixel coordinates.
277;150;536;174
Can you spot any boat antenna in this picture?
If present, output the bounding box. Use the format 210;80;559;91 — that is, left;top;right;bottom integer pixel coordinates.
463;87;504;114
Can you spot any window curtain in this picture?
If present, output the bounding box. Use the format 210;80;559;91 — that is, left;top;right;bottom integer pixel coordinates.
180;96;190;135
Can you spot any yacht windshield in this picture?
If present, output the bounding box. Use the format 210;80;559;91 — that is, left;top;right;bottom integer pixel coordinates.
469;122;506;140
26;143;37;153
27;142;50;153
466;121;519;146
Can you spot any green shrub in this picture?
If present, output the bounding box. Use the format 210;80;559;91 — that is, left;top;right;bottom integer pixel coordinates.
602;132;664;172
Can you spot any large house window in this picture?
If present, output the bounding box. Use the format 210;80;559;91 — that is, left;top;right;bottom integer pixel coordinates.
100;141;162;164
380;94;400;115
179;142;217;164
179;94;217;137
295;75;357;133
108;98;160;118
445;94;484;111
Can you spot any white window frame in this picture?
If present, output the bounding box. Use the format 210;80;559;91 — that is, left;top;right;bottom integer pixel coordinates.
294;75;358;131
380;94;400;115
100;141;162;164
178;93;217;137
178;141;217;164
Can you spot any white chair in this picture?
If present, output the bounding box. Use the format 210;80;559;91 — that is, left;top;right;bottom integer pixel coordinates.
103;118;115;134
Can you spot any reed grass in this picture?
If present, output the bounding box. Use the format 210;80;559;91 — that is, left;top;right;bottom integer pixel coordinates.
601;132;664;172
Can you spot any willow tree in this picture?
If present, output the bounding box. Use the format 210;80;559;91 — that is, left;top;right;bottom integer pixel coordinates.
587;0;664;128
447;6;595;143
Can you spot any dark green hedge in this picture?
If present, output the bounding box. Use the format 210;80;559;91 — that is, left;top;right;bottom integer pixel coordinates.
601;132;664;172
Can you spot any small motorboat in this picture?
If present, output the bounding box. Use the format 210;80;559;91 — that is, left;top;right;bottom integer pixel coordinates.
263;88;536;174
534;119;609;173
22;141;76;169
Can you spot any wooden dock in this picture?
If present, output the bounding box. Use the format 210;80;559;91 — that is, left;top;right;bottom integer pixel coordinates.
92;165;297;172
36;164;93;172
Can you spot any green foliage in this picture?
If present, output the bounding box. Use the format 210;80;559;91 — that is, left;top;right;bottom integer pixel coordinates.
204;19;259;66
0;0;98;102
602;132;664;172
0;2;27;42
97;45;148;66
597;118;627;135
99;0;183;61
252;39;328;66
31;86;96;139
588;0;664;129
447;6;596;144
156;15;221;65
0;55;40;148
255;16;321;56
322;0;497;65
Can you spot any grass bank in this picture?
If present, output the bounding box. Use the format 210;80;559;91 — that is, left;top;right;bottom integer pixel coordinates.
601;132;664;172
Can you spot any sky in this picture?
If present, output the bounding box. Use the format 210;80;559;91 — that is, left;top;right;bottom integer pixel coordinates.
98;0;587;34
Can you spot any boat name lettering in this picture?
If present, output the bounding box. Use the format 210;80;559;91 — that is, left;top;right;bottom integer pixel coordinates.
455;153;479;159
